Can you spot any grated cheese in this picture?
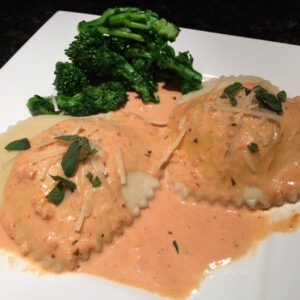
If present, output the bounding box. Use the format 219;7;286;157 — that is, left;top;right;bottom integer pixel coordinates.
153;123;188;175
74;188;94;232
243;151;257;172
30;148;65;163
51;96;60;112
225;118;243;159
115;146;126;185
82;126;98;137
90;154;108;176
39;159;53;181
208;104;282;121
147;119;168;126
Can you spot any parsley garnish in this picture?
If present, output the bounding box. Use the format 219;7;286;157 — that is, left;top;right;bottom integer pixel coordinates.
253;85;284;113
172;240;179;254
247;142;260;153
86;172;101;187
221;82;287;113
231;177;236;186
5;138;31;150
56;135;97;177
145;150;152;157
221;82;242;106
46;175;76;205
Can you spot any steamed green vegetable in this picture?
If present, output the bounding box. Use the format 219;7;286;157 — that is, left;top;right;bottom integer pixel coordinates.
27;82;128;116
27;6;202;116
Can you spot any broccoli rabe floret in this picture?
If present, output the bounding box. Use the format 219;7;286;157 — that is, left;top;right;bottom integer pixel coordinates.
156;45;202;93
65;29;158;102
53;61;90;96
26;6;202;117
78;7;180;43
27;82;128;116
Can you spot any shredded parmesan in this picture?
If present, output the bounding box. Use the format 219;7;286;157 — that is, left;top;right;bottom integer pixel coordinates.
30;148;65;163
178;114;187;130
34;139;58;149
243;151;257;172
90;144;106;158
83;126;98;137
74;188;94;232
153;124;188;175
51;96;60;112
39;159;53;181
208;104;282;121
147;119;168;126
225;119;243;159
90;155;108;176
115;146;126;185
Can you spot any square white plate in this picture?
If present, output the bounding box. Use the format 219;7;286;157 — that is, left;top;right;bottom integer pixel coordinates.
0;11;300;300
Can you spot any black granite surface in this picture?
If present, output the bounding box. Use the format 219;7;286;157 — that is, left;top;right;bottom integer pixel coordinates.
1;0;299;68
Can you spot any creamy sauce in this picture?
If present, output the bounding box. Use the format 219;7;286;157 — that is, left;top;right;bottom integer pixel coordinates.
78;178;269;299
0;82;299;299
166;77;300;209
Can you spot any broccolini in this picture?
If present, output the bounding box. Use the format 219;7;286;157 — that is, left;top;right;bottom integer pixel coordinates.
27;82;128;116
26;6;202;117
54;61;90;96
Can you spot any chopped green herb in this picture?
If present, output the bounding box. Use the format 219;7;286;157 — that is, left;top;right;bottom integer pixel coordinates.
244;87;252;96
172;240;179;254
86;172;101;187
222;82;242;107
73;248;80;256
57;135;97;177
50;175;77;191
46;182;65;205
277;90;287;102
248;142;260;153
55;135;79;141
61;141;81;177
253;85;283;113
78;136;97;156
46;175;76;205
5;138;31;150
145;150;152;157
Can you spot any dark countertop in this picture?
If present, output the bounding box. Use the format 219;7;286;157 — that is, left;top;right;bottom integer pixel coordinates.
1;0;299;68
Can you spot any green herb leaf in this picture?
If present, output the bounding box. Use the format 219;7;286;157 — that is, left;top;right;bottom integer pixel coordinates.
172;240;179;254
61;141;81;177
85;172;101;187
231;177;236;186
55;135;79;141
78;137;98;161
254;86;283;112
222;82;242;107
277;90;287;102
57;135;97;177
5;138;31;150
247;142;260;153
78;136;93;152
50;175;77;191
46;175;76;205
244;87;252;96
46;182;65;205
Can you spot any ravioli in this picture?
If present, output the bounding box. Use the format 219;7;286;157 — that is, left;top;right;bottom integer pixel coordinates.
165;75;300;208
0;112;161;271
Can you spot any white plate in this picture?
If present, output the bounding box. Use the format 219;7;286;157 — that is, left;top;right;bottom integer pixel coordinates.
0;11;300;300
